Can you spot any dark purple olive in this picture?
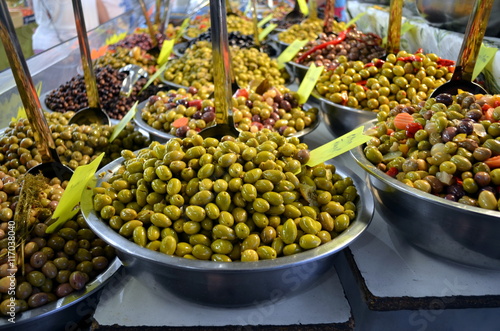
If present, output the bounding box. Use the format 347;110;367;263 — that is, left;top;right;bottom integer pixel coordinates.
447;183;465;199
263;118;275;126
201;111;216;123
192;111;202;119
441;127;457;142
245;100;253;108
280;100;292;111
444;194;457;201
474;172;491;187
203;106;215;113
278;126;288;135
176;126;189;138
465;109;483;121
252;114;261;123
402;106;416;114
176;99;189;107
435;93;454;106
457;119;474;135
187;86;198;95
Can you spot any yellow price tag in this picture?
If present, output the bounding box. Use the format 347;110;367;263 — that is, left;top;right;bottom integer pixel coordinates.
109;101;139;143
306;126;372;167
175;18;190;41
277;39;309;69
472;43;497;81
346;12;366;28
258;14;274;28
297;63;324;104
157;39;175;65
244;0;251;15
297;0;309;16
140;60;169;93
259;23;277;41
46;153;105;234
106;32;127;46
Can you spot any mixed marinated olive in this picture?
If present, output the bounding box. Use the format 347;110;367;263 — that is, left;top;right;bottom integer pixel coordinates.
363;92;500;210
277;18;346;44
315;50;455;112
92;131;359;261
0;113;150;175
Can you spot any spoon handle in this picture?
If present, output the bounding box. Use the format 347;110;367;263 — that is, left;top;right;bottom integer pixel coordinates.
138;0;159;47
210;0;232;125
0;1;59;163
310;0;318;20
72;0;100;109
158;0;171;35
251;0;261;47
386;0;403;55
454;0;494;82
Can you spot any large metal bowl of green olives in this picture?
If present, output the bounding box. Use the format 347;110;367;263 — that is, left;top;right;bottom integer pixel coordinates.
81;133;374;306
350;103;500;269
315;90;377;137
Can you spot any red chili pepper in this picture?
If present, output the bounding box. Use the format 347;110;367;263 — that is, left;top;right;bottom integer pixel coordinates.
296;29;349;63
396;55;423;63
416;48;424;54
494;100;500;108
482;103;493;112
364;58;385;68
386;167;398;177
436;58;455;66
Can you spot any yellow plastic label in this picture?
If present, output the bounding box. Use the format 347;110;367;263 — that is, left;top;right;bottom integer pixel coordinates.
109;101;138;143
46;153;105;234
306;125;372;167
297;63;324;104
258;14;274;28
140;60;169;93
277;39;309;69
244;0;252;15
106;32;127;46
346;12;366;28
175;18;190;41
472;43;497;81
157;38;175;65
259;23;277;41
298;0;309;16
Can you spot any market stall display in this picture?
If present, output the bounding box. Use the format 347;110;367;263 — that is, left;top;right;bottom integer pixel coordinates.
1;0;500;328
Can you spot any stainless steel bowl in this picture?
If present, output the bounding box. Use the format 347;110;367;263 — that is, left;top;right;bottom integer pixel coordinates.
350;120;500;269
269;33;289;53
416;0;500;38
315;91;377;137
81;160;374;307
0;258;121;331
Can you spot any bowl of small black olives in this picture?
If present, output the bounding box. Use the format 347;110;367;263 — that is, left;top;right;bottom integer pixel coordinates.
350;92;500;269
82;130;374;306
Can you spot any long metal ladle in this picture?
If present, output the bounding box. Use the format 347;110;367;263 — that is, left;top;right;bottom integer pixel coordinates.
430;0;492;97
385;0;403;56
68;0;111;126
0;1;73;180
198;0;239;139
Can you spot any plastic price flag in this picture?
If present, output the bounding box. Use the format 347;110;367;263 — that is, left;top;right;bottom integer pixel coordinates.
258;14;273;27
277;39;308;69
109;101;138;142
298;0;309;16
346;12;366;28
140;60;169;93
306;126;372;167
297;63;324;104
175;18;190;41
106;32;127;45
472;43;497;81
157;38;175;65
46;153;105;233
259;23;277;41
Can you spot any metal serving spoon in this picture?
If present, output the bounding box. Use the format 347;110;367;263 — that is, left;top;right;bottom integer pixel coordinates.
0;2;73;180
68;0;111;126
430;0;492;97
283;0;304;23
119;64;149;97
385;0;404;56
198;0;239;139
138;0;161;57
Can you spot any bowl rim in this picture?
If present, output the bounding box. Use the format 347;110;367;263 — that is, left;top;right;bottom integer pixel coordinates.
350;119;500;218
81;158;374;273
0;257;121;328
